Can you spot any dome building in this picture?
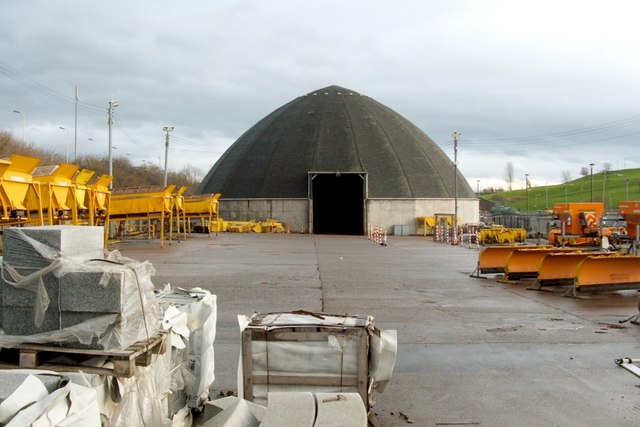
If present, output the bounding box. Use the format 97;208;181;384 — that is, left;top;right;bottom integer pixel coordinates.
197;85;478;235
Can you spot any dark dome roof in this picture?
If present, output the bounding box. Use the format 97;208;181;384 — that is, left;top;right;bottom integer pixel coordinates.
197;85;475;198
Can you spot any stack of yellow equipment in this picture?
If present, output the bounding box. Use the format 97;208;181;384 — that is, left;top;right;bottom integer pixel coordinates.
27;163;79;225
0;155;43;226
109;185;177;248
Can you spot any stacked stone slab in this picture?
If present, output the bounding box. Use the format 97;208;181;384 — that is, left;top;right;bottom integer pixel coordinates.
0;226;159;350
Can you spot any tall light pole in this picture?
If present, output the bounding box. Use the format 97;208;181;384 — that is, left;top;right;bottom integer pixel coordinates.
13;110;25;143
626;178;630;200
88;138;95;158
452;131;461;244
589;163;594;202
525;174;529;213
108;100;118;189
74;86;79;163
476;179;480;197
602;167;607;206
59;126;69;162
545;182;548;209
163;126;175;188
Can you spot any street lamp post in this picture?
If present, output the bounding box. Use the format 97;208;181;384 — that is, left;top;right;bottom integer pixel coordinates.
626;179;630;200
59;126;69;162
108;100;118;189
88;138;95;158
476;179;480;197
162;126;175;188
452;131;461;244
602;168;607;206
545;182;548;209
589;163;594;202
525;174;529;213
13;110;25;144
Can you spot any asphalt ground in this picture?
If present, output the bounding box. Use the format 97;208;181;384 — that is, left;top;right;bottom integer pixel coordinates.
112;233;640;426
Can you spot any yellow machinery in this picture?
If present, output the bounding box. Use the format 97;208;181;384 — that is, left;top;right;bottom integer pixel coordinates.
503;247;575;281
259;219;285;233
183;193;221;235
417;216;436;236
0;155;44;226
73;168;96;224
109;185;176;248
27;163;79;225
87;174;112;228
226;220;255;233
217;218;285;233
570;254;640;296
171;185;188;241
478;226;526;244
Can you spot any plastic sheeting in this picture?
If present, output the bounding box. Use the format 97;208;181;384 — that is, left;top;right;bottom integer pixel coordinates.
0;226;160;351
158;285;217;409
0;371;101;426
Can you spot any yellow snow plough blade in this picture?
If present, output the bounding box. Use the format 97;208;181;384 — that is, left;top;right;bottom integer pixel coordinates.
477;245;534;274
503;247;575;281
536;252;606;287
573;255;640;294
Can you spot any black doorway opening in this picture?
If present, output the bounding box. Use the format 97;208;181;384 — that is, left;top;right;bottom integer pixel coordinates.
311;173;365;235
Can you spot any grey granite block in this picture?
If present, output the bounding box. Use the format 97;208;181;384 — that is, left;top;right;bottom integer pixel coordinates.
1;305;61;335
60;311;108;329
3;226;104;268
59;271;124;313
60;311;132;350
2;267;60;308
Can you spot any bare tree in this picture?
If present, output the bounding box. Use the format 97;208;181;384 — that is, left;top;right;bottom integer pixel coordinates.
579;166;589;177
603;162;612;172
561;170;572;184
504;162;514;191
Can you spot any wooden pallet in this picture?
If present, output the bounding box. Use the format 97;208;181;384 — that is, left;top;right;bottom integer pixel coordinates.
0;332;166;377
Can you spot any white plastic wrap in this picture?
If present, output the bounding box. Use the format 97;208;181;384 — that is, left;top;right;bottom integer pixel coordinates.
158;285;217;408
0;371;101;426
0;226;160;351
64;351;181;427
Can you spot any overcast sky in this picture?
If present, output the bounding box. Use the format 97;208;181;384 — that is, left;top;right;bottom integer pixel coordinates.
1;0;639;191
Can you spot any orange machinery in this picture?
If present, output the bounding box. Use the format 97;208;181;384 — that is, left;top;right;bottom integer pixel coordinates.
619;201;640;238
548;202;624;246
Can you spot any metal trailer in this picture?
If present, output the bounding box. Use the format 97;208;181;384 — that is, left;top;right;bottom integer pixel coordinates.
108;185;177;248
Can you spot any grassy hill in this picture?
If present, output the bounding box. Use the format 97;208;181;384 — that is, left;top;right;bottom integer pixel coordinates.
481;168;640;213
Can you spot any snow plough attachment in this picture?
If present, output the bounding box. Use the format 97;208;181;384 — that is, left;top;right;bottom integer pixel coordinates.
569;254;640;296
503;247;575;281
535;252;607;287
474;245;535;276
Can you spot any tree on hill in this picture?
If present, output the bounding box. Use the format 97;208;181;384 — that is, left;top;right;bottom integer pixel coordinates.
0;131;204;194
504;162;514;191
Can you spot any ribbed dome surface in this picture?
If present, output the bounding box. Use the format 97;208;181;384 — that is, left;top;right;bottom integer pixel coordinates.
197;85;475;198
